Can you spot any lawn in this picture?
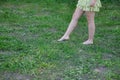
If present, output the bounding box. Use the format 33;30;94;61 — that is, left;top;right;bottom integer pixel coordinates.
0;0;120;80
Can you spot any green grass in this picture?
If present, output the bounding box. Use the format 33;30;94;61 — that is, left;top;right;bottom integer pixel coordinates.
0;0;120;80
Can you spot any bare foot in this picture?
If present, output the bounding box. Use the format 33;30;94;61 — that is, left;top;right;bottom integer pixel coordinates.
83;40;93;45
58;36;69;41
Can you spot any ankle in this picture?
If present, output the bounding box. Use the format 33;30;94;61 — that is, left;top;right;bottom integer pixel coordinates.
83;40;93;45
62;36;69;39
87;39;93;42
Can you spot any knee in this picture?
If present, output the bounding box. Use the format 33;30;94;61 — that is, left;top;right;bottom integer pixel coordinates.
88;19;95;25
87;16;94;24
72;13;79;21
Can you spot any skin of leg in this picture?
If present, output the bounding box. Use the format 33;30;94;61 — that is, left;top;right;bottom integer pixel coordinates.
83;11;95;44
58;7;84;41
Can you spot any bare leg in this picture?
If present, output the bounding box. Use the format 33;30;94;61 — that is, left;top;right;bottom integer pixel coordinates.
83;11;95;44
58;7;84;41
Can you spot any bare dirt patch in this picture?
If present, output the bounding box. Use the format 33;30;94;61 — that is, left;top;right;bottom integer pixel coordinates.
0;72;34;80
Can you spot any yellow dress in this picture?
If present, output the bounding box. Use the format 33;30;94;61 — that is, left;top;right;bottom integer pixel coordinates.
77;0;102;12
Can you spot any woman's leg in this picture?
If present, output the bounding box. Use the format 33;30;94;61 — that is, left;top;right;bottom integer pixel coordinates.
83;11;95;44
58;7;84;41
